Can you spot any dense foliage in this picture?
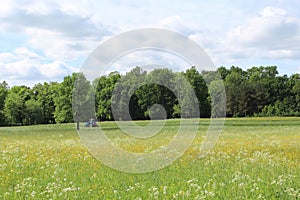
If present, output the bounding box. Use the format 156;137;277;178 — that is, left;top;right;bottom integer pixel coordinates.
0;66;299;126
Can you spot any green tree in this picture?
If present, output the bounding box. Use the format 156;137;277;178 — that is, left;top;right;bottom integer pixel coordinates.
0;81;9;125
95;72;121;121
4;90;24;125
111;67;147;120
173;72;199;118
247;66;279;105
217;66;230;80
183;67;210;117
292;74;300;114
72;73;94;130
53;75;74;123
208;80;226;118
53;73;92;127
32;82;56;124
238;81;266;116
136;68;177;119
4;86;32;125
25;99;43;125
224;68;245;117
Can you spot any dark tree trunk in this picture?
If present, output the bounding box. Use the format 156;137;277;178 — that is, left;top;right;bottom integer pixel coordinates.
76;121;80;130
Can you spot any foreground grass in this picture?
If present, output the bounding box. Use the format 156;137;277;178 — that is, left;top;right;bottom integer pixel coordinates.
0;117;299;199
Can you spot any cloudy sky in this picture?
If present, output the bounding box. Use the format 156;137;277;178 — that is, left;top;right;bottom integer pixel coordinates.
0;0;300;86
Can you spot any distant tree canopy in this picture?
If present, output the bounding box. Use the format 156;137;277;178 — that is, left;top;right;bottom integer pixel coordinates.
221;66;300;117
0;66;299;126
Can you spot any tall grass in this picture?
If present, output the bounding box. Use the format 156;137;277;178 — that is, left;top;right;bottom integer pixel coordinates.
0;118;299;199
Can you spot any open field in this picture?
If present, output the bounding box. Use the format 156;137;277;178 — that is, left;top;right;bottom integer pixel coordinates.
0;117;299;199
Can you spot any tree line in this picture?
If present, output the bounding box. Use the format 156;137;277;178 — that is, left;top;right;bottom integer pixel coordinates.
0;66;299;126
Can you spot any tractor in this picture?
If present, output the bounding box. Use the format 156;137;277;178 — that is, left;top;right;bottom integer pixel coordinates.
85;118;99;127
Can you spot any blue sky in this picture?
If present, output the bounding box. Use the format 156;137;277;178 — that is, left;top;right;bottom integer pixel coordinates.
0;0;300;86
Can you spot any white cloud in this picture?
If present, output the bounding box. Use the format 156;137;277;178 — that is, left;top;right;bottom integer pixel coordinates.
0;0;16;17
20;1;56;15
0;52;16;63
224;6;300;61
157;16;217;55
5;60;36;77
38;60;75;78
25;28;98;60
158;16;196;35
259;6;286;18
1;0;300;85
0;2;112;60
0;47;76;86
109;49;190;75
267;49;295;59
14;47;40;59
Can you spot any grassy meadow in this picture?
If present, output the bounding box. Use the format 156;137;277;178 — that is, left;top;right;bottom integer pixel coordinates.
0;117;299;199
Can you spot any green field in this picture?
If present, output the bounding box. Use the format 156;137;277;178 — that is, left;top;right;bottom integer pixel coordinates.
0;118;299;199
